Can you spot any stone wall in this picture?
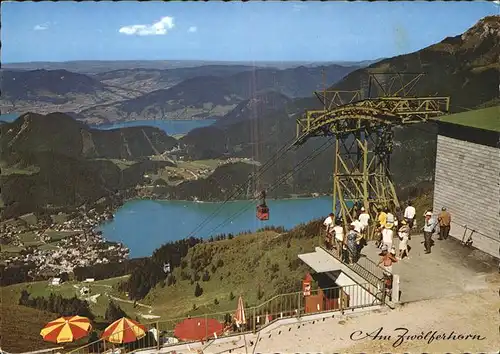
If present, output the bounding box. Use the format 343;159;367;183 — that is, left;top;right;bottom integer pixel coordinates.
433;134;500;259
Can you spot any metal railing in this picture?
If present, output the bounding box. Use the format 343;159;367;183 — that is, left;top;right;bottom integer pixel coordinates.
0;348;65;354
67;283;379;354
319;228;389;284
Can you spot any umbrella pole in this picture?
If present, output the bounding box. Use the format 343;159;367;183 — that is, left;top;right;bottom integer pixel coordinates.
205;314;208;342
157;321;161;351
243;332;248;354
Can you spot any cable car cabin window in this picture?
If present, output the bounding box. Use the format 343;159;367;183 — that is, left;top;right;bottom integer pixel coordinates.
256;205;269;221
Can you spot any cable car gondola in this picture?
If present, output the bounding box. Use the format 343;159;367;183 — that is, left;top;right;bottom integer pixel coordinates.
256;190;269;221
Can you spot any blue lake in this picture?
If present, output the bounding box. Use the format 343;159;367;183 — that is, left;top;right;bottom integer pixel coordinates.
92;119;216;136
0;113;19;122
0;114;215;136
98;197;333;258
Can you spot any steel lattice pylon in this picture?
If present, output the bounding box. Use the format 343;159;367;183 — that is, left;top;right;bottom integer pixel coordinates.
295;73;450;238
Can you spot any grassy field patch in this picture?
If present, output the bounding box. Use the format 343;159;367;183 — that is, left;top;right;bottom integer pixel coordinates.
153;158;226;184
92;158;137;170
0;305;62;353
38;243;60;251
177;159;223;170
51;213;69;224
0;165;40;176
1;276;133;320
19;213;38;225
44;230;80;242
0;244;24;254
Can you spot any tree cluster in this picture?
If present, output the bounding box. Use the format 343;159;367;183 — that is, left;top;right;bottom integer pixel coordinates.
194;282;203;297
73;258;147;281
121;237;203;300
18;290;95;320
0;264;71;286
104;301;128;323
0;264;36;286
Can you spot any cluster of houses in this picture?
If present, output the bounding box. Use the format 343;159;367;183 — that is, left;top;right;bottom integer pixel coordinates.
1;207;129;279
1;218;46;247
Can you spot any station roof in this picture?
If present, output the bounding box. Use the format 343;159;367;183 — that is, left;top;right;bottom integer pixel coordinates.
298;250;342;273
436;106;500;133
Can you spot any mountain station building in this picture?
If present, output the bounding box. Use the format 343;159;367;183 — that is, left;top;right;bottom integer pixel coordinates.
433;106;500;258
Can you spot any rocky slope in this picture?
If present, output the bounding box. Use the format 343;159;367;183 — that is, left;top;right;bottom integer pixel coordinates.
327;15;499;110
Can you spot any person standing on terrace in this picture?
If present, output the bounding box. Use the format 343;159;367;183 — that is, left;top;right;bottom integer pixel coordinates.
333;218;345;257
345;224;359;264
381;222;394;251
397;219;410;260
323;212;335;250
378;245;398;273
378;207;387;228
358;207;370;236
437;207;451;240
423;211;437;254
404;201;416;229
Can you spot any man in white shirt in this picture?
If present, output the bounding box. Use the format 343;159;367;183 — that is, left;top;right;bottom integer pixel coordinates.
350;219;362;233
404;202;416;229
333;219;345;257
422;211;437;254
381;224;394;251
323;213;335;249
386;209;395;229
358;207;370;234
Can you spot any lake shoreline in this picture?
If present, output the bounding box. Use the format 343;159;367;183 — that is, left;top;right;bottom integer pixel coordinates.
130;193;333;204
97;196;334;258
91;117;216;127
0;114;217;136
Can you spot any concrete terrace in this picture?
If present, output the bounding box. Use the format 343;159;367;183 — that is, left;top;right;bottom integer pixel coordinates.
360;233;497;303
298;233;497;304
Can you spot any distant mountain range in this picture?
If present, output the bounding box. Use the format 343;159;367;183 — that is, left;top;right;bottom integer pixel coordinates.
78;64;359;124
2;59;382;74
1;63;359;124
0;69;142;117
92;65;260;93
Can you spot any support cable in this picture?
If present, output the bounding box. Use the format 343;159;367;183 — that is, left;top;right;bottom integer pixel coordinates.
202;138;335;237
183;132;308;239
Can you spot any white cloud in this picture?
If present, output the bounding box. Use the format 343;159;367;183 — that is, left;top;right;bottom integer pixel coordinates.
292;4;307;12
33;22;50;31
188;26;197;33
119;16;175;36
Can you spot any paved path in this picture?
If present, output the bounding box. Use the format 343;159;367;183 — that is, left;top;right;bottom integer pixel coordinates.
109;295;152;309
360;233;496;303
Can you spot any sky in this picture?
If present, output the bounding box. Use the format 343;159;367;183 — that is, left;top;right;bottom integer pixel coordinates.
2;1;499;63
